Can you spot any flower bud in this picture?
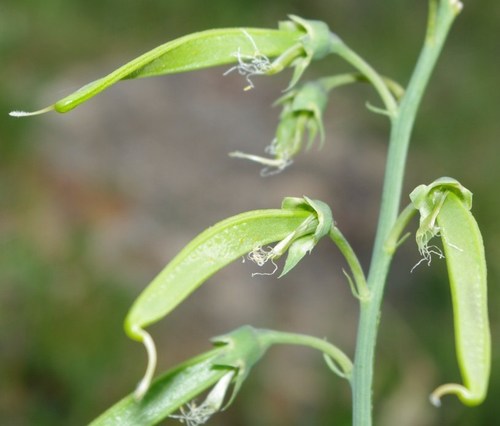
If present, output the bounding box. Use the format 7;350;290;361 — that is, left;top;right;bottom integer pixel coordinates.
231;81;328;174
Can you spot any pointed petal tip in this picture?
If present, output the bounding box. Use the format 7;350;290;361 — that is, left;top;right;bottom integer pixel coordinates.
9;106;54;118
9;110;30;117
429;393;442;408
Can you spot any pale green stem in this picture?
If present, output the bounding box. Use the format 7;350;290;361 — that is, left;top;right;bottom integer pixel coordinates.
320;73;364;91
384;203;418;255
258;328;353;380
319;73;404;101
333;43;399;118
351;2;462;425
329;226;370;300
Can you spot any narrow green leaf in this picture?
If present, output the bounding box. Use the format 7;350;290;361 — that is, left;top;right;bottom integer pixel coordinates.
211;326;269;407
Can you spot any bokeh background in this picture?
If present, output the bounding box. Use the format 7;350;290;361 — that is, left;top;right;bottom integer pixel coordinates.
1;1;498;425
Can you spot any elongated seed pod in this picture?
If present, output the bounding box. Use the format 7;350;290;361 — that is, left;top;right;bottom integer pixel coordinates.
430;192;490;406
9;27;303;117
125;207;317;399
125;208;314;341
55;29;302;113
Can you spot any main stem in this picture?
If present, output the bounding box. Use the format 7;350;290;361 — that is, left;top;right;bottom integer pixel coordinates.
351;2;461;425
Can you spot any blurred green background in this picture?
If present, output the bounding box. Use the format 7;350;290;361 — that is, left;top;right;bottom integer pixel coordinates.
1;1;498;425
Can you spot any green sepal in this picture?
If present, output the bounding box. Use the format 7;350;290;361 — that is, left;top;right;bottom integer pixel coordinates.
279;196;333;277
304;196;333;241
281;196;313;211
275;81;328;149
288;15;337;60
211;326;269;408
410;176;472;214
280;235;316;277
281;196;332;241
410;177;472;256
283;15;339;88
231;81;330;173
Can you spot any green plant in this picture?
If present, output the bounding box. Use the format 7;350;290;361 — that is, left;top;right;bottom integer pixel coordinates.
11;1;491;425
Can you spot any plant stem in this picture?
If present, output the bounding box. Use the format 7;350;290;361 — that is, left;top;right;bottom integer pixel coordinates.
329;226;369;300
258;329;353;379
335;44;398;118
319;73;404;101
383;203;418;255
350;2;462;425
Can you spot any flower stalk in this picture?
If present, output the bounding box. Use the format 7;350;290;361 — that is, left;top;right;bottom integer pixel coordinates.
351;1;463;424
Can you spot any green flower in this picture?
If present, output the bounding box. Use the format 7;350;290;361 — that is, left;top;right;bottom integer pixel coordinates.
410;177;473;267
231;81;328;175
